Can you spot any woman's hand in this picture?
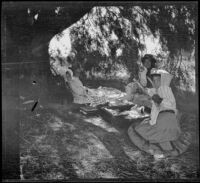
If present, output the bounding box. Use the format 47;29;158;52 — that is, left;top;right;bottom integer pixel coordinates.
152;94;163;105
140;118;150;125
139;65;147;73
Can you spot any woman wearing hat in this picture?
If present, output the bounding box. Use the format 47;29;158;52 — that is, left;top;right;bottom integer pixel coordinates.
127;69;191;158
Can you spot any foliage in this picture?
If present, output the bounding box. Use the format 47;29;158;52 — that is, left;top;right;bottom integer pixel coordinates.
69;7;140;80
142;5;196;57
140;5;196;90
64;5;196;87
3;3;93;46
4;3;196;88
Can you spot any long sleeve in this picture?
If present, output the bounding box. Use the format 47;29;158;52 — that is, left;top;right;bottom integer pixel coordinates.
146;88;156;97
149;86;176;126
158;86;176;111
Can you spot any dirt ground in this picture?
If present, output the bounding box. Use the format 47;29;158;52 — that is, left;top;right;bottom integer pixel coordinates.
19;88;199;180
2;71;199;180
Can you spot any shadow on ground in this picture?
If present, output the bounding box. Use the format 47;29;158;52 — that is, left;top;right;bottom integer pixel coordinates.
20;101;199;180
3;71;198;180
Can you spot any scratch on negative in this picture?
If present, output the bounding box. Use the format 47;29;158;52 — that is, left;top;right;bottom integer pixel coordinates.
31;101;38;112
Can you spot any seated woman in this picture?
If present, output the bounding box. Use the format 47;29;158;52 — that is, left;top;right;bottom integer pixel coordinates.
63;69;107;106
122;54;157;102
127;69;191;158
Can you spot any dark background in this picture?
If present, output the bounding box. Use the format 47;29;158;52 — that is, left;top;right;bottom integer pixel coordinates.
2;1;94;180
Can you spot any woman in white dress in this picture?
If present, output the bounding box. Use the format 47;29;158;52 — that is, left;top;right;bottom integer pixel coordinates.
64;69;107;106
128;69;191;158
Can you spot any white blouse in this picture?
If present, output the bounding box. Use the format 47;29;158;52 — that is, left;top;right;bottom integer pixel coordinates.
147;72;177;125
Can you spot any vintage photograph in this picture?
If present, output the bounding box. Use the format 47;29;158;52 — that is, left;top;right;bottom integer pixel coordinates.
2;1;199;181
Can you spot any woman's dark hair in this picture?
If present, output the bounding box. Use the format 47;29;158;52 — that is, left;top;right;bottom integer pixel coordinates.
142;54;157;78
72;63;81;72
141;54;157;88
67;57;72;64
141;54;157;68
66;70;71;75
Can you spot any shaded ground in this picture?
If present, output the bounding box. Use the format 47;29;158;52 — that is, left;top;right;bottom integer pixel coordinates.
2;70;199;180
20;103;199;180
19;88;199;180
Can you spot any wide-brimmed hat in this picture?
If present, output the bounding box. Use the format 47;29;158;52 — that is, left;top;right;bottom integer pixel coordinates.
150;69;173;86
150;68;169;75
